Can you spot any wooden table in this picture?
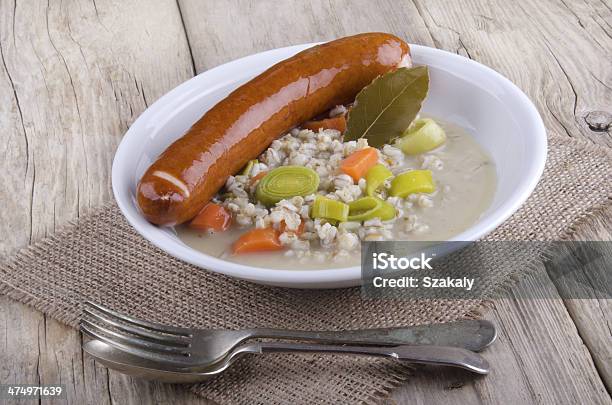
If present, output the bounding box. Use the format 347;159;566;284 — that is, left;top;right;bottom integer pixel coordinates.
1;1;610;403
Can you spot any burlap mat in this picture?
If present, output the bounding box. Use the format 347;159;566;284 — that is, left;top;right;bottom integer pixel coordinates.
0;135;610;404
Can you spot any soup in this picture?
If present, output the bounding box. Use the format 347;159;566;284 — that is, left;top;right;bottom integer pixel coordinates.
175;115;496;270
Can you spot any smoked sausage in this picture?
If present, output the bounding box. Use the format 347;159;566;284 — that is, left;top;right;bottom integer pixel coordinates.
137;33;411;225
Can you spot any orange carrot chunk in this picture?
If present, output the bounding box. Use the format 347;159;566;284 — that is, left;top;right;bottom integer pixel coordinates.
339;147;379;182
232;227;283;254
190;203;232;232
279;220;305;236
302;116;347;133
249;171;268;186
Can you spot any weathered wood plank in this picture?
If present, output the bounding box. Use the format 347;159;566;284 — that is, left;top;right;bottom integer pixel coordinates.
410;0;612;146
177;0;435;71
0;0;194;256
0;0;202;404
554;208;612;393
0;296;46;405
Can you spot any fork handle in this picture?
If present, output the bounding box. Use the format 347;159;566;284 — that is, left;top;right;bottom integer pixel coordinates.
251;342;489;374
246;320;496;352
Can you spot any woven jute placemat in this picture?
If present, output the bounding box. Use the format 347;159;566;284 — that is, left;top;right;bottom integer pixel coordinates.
0;135;610;404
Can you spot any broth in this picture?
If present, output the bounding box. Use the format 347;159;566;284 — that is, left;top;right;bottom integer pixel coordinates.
176;118;496;270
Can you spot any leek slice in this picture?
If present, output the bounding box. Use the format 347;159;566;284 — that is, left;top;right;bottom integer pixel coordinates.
241;159;257;176
389;170;435;198
347;197;396;222
400;118;446;155
311;196;349;222
347;197;382;221
365;164;393;196
375;200;397;220
256;166;319;206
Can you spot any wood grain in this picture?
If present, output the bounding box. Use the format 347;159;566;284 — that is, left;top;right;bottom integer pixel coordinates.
0;1;202;404
553;215;612;392
390;270;611;404
0;0;610;403
0;0;194;255
178;0;435;71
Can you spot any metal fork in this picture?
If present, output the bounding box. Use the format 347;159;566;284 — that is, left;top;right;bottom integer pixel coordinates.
84;338;490;383
80;301;496;371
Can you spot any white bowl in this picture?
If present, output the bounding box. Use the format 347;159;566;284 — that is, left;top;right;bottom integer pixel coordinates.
112;43;547;289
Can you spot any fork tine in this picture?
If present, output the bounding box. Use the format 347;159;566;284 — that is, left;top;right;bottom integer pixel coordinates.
80;323;194;368
81;319;188;355
83;308;190;347
84;301;192;337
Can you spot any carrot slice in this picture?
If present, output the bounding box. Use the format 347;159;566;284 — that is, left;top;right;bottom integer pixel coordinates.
302;116;347;133
232;227;283;254
279;220;305;236
249;171;268;186
190;203;232;232
339;147;379;182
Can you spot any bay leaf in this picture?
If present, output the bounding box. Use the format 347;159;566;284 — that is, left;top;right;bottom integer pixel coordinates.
344;66;429;148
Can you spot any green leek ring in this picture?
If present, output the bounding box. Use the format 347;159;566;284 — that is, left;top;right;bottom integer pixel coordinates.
256;166;320;206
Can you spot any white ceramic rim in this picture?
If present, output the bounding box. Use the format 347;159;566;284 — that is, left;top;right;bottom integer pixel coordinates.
112;43;547;286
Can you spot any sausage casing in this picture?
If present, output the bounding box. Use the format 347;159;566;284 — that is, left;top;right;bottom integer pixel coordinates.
137;33;410;225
